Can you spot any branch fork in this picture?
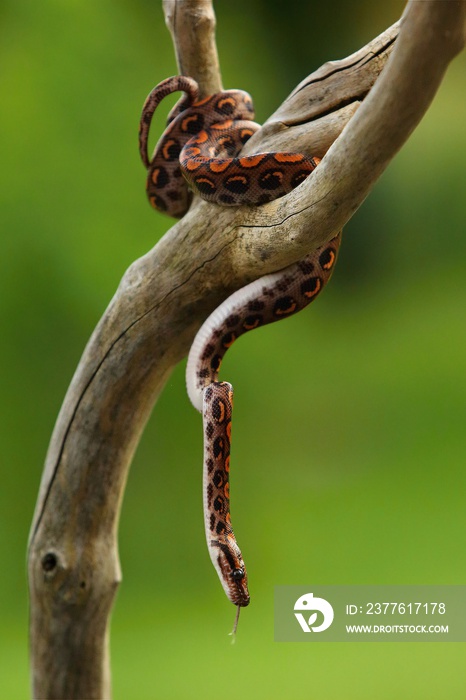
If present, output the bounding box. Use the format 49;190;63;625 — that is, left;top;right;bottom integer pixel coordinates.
28;1;465;697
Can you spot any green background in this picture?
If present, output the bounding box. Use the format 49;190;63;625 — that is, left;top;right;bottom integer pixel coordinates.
1;1;465;698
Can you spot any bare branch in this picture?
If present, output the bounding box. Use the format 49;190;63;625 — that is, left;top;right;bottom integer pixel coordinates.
257;21;400;138
163;0;222;95
28;1;465;698
232;1;466;274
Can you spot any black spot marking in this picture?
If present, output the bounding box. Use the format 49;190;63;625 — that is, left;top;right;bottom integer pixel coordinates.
207;483;213;507
298;260;315;275
194;177;216;195
204;386;214;401
167;189;182;201
215;98;235;115
201;343;215;360
256;193;273;205
248;299;265;312
205;422;214;439
213;470;224;488
213;495;224;512
319;247;335;269
243;314;262;329
217;136;235;147
183;113;205;134
210;513;216;531
212;398;226;422
165;140;181;161
213;437;224;458
300;277;321;297
152;165;169;188
225;314;240;327
258;168;284;190
273;296;296;315
224;175;249;195
150;195;166;211
216;520;226;535
221;332;235;348
219;194;235;205
240;130;254;144
199;368;210;379
214;136;235;156
210;355;222;372
207;458;214;474
276;278;291;292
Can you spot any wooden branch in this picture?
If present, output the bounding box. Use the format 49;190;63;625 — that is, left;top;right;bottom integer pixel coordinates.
246;20;400;154
232;2;466;274
163;0;222;95
28;1;465;698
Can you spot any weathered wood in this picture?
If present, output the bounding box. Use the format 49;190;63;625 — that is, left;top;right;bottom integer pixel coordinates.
249;21;400;154
163;0;222;95
28;0;465;697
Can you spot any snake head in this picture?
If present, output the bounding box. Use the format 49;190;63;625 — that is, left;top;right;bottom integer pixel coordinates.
211;535;250;607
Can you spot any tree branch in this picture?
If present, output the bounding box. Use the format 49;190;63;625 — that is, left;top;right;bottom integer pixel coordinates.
232;0;466;273
211;2;466;276
163;0;222;95
28;1;465;698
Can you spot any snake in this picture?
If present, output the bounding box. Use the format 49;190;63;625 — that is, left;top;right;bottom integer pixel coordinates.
139;76;341;632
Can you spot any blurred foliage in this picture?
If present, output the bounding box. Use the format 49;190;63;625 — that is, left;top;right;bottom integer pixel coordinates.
1;1;465;698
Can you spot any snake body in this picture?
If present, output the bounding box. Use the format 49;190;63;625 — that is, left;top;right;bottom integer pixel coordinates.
139;76;321;218
139;77;341;618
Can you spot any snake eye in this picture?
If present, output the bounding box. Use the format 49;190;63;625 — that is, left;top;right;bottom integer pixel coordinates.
232;568;244;581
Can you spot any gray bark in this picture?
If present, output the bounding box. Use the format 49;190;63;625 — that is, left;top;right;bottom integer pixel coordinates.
28;1;466;697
